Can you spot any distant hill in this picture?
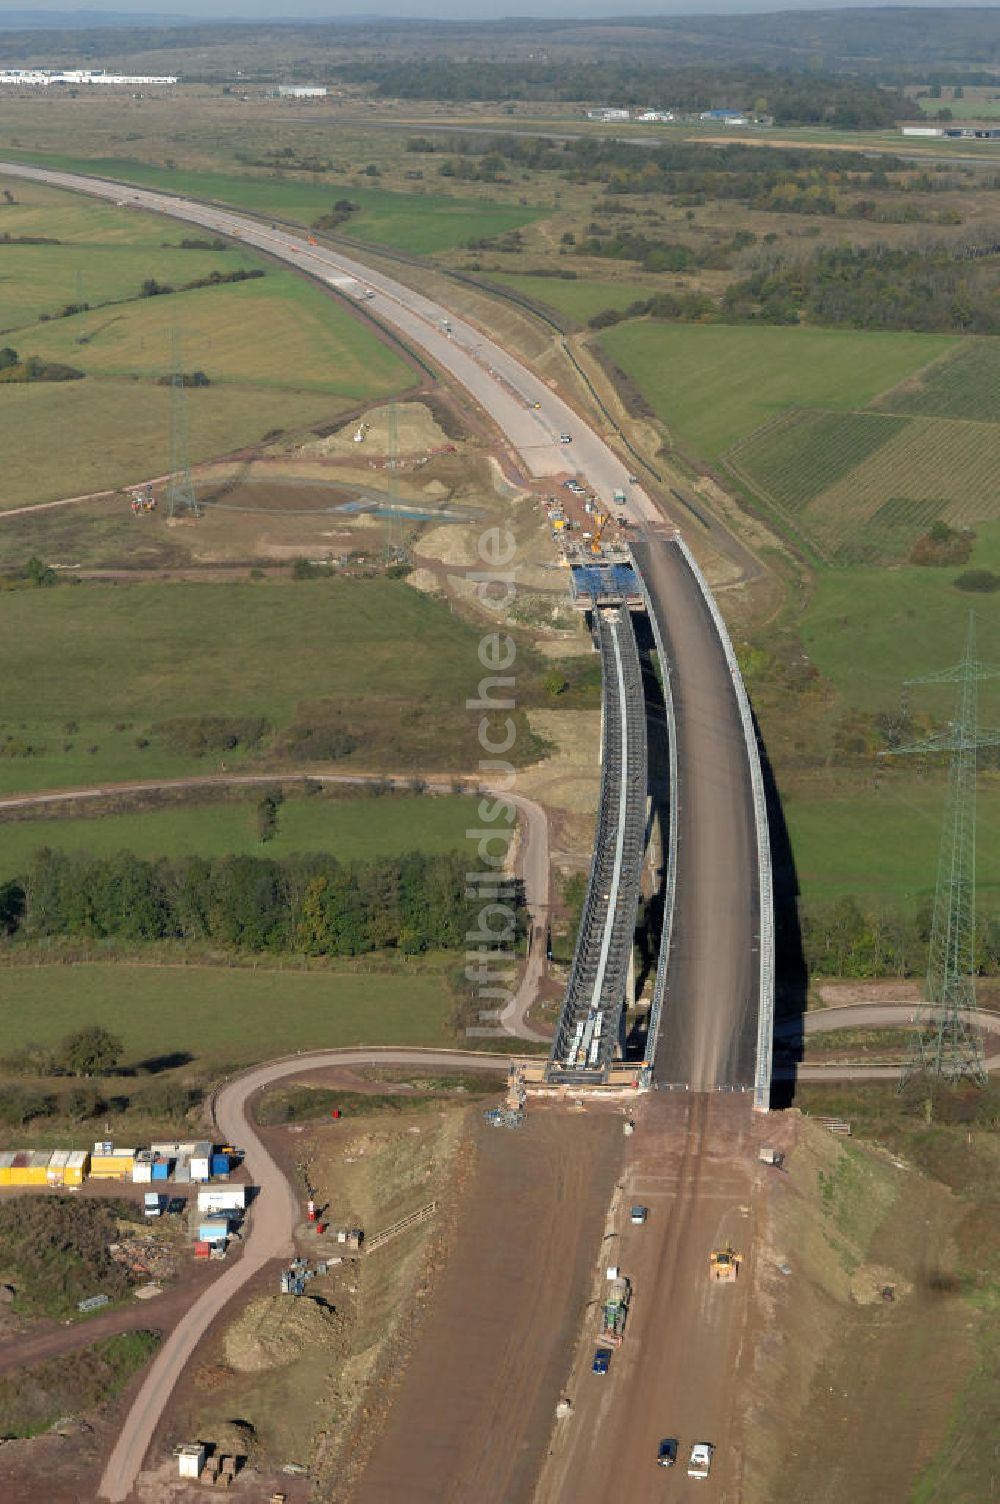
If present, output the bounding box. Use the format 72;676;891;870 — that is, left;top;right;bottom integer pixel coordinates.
0;11;188;28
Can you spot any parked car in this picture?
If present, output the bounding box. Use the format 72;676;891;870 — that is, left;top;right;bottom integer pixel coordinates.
657;1438;678;1468
591;1347;612;1376
688;1442;714;1479
630;1205;648;1225
559;432;573;444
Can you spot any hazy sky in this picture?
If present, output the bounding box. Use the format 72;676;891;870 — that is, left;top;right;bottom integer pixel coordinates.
2;0;998;18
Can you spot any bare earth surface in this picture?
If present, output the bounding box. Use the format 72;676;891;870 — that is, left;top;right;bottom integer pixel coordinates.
536;1093;761;1504
350;1106;623;1504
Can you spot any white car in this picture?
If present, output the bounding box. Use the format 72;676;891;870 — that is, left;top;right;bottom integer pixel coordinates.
559;432;573;444
688;1442;714;1479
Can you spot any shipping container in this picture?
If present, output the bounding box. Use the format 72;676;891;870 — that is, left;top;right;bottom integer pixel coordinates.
132;1156;153;1184
65;1150;89;1185
197;1186;247;1213
14;1150;54;1186
198;1218;230;1244
190;1142;212;1183
0;1151;15;1187
47;1149;71;1185
193;1240;211;1259
210;1154;230;1177
151;1158;172;1181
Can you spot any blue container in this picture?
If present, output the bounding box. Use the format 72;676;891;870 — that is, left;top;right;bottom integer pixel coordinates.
151;1159;171;1181
210;1154;230;1177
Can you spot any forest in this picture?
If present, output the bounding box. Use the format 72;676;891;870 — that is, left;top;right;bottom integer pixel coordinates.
1;848;525;958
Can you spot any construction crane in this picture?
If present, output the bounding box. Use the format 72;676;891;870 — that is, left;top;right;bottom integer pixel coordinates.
589;511;608;556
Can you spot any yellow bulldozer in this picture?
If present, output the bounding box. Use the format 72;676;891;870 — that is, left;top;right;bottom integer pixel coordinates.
709;1245;742;1283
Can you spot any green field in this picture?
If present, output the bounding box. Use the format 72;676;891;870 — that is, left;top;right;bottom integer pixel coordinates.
2;154;542;256
0;793;479;872
491;274;654;322
598;322;956;459
0;174;414;509
21;268;410;395
726;409;908;516
0;961;453;1067
874;339;1000;422
0;577;501;791
798;530;1000;711
785;785;1000;907
0;381;346;512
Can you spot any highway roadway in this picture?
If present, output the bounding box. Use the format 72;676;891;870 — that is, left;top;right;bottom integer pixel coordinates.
0;160;658;528
633;535;759;1091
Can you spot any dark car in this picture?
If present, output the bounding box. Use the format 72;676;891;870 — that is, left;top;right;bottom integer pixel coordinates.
657;1438;679;1468
592;1348;612;1376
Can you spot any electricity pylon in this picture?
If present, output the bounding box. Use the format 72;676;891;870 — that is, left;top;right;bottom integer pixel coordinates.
884;615;1000;1086
166;324;199;520
384;400;402;563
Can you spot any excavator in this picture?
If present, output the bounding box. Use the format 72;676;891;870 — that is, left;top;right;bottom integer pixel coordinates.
709;1245;742;1282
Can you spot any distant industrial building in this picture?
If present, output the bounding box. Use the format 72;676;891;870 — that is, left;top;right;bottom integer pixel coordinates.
587;107;631;122
277;84;328;99
902;123;1000;140
636;110;675;122
699;108;751;126
0;68;178;87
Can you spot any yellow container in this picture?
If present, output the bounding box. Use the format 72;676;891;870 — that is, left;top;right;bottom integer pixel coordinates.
64;1151;90;1185
0;1152;14;1187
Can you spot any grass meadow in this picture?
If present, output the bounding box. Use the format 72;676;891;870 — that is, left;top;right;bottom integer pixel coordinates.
0;793;480;873
2;154;540;255
597;322;955;458
490;273;655;322
0;577;497;791
0;960;454;1067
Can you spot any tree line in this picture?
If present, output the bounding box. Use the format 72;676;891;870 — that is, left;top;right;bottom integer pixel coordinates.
3;848;525;957
802;895;1000;979
337;60;909;129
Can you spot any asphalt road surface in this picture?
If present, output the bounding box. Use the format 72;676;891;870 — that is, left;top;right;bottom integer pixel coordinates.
96;1048;509;1503
633;534;759;1090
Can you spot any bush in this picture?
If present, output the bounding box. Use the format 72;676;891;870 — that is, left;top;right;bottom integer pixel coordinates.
151;714;271;757
954;569;1000;593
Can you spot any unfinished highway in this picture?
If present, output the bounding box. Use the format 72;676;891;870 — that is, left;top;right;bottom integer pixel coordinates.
634;534;761;1091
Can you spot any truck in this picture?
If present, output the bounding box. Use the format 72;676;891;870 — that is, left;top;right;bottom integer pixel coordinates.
613;488;626;504
600;1273;631;1346
143;1192;163;1217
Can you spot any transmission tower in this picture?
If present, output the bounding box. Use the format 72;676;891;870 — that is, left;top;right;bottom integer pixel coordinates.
884;614;1000;1087
383;400;401;564
166;325;200;520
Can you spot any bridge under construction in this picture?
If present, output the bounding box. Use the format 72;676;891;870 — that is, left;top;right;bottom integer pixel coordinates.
546;534;774;1111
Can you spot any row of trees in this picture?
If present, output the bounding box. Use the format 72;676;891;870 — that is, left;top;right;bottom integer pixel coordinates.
8;848;525;957
723;242;1000;332
802;896;1000;979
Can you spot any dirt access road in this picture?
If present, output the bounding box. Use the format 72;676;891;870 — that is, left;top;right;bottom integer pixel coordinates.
97;1049;508;1503
537;1093;761;1504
